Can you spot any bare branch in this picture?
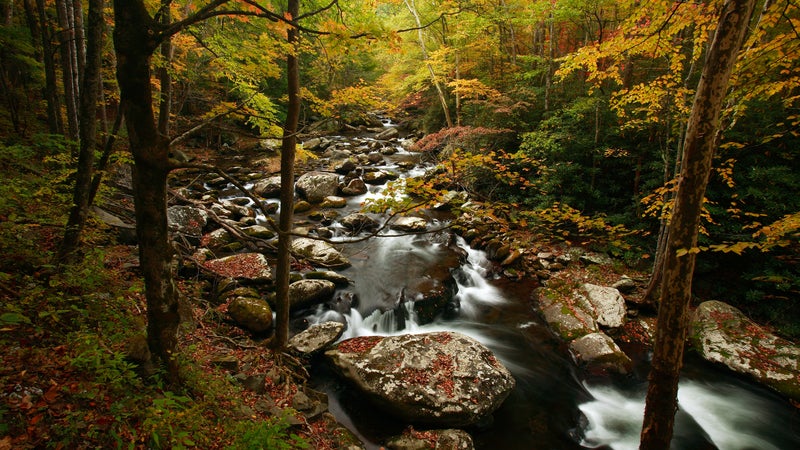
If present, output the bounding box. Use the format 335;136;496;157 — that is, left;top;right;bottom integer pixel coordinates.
169;95;254;146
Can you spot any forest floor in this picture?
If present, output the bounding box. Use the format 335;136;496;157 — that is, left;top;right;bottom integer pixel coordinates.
0;235;363;449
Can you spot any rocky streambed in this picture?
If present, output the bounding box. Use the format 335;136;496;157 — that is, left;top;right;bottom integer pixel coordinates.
100;119;800;449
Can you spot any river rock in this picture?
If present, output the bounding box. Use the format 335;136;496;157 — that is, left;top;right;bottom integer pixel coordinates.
252;175;282;198
167;205;208;237
220;200;255;220
341;178;368;196
582;284;626;328
302;137;326;151
386;428;474;450
332;158;357;174
288;321;345;356
296;171;340;203
612;276;637;294
569;332;632;374
204;253;273;283
362;169;394;185
340;213;379;232
325;332;515;427
241;224;275;239
535;287;598;341
375;127;399;140
690;300;800;401
321;195;347;208
390;216;428;232
291;237;350;268
366;152;384;164
228;296;273;333
200;228;232;249
289;279;336;310
305;270;351;287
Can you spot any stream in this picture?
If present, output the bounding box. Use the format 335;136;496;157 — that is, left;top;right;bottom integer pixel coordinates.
242;126;800;449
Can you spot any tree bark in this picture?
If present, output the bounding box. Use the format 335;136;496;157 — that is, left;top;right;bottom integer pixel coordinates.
112;0;181;382
58;0;105;263
639;0;757;448
273;0;301;351
34;0;63;134
157;0;172;137
56;0;80;142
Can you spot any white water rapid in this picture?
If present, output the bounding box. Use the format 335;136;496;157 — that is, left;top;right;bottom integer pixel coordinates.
580;378;797;450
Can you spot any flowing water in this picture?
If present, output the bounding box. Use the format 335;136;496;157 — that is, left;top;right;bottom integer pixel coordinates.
251;129;799;449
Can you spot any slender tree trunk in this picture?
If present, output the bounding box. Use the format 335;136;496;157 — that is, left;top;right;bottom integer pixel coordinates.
639;0;757;447
88;104;124;206
544;13;554;112
72;0;86;86
113;0;181;382
642;36;699;305
404;0;453;128
273;0;300;351
34;0;63;134
58;0;105;263
56;0;79;141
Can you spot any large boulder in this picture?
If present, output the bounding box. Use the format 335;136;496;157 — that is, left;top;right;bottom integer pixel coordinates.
167;205;208;237
582;283;626;328
690;300;800;401
296;171;340;203
325;332;515;427
228;297;273;333
535;287;598;341
203;253;273;283
288;321;346;356
289;279;336;310
569;332;632;374
291;237;350;268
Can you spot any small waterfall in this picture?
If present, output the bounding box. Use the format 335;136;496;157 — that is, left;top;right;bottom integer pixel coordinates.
580;379;796;450
307;236;505;344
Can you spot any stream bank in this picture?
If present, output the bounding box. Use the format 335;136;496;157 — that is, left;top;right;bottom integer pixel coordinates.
96;117;800;449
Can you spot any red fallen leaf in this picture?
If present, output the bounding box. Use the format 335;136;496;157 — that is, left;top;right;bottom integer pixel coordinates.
29;414;43;426
43;385;59;403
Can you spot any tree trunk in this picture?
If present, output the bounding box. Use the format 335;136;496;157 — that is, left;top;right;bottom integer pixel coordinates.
273;0;300;351
404;0;453;128
72;0;86;86
56;0;79;142
112;0;180;382
157;0;172;137
34;0;63;134
639;0;757;448
58;0;104;263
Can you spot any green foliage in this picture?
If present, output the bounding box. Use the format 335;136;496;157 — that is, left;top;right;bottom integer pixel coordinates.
230;410;310;450
142;391;202;449
68;332;142;392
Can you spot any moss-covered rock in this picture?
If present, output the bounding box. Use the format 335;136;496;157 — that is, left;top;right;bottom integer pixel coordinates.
690;300;800;401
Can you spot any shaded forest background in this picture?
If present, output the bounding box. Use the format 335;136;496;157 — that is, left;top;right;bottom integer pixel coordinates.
1;0;798;448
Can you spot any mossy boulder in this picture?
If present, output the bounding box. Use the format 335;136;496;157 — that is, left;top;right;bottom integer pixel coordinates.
690;300;800;401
